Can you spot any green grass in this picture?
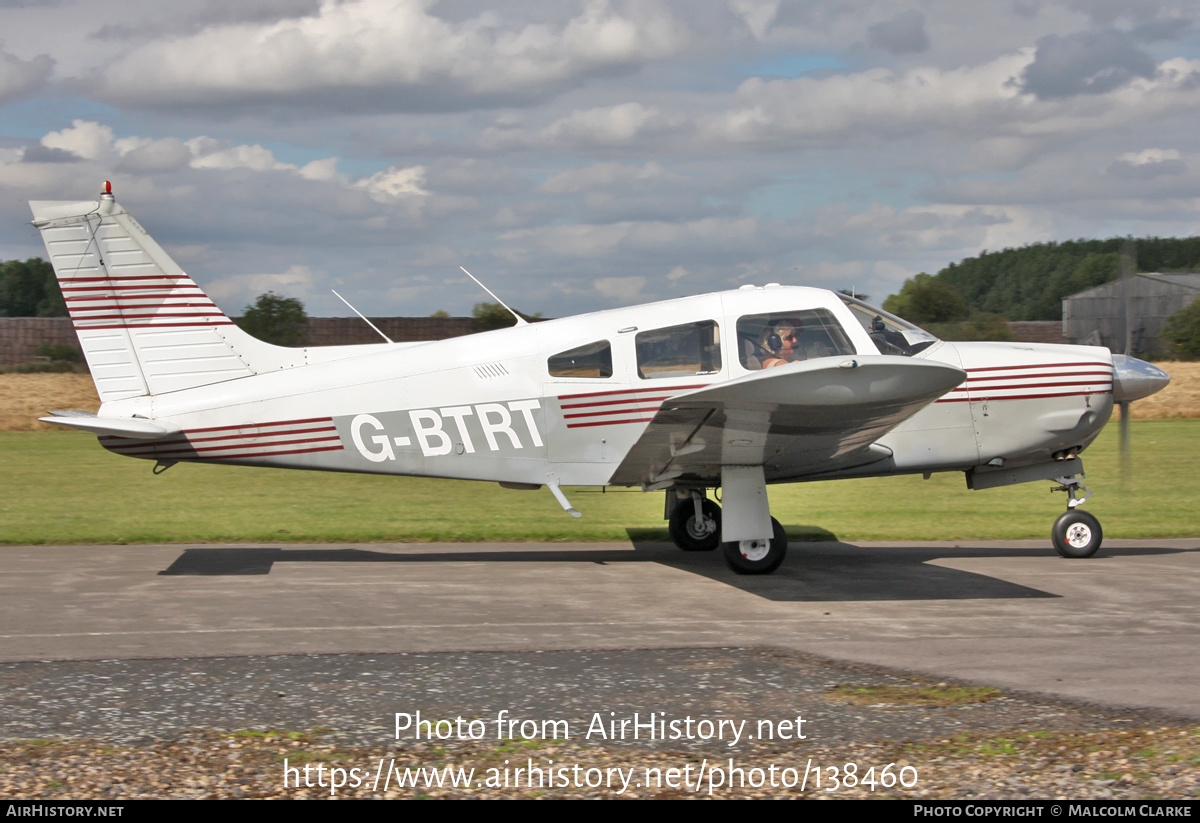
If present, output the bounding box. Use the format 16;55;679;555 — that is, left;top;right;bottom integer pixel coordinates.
826;683;1002;706
1;420;1196;544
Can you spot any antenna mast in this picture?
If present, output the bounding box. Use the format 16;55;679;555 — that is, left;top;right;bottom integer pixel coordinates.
460;266;528;326
332;290;394;344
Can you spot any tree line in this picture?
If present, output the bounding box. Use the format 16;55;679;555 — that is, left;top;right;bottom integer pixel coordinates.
885;236;1200;323
881;236;1200;357
0;258;311;347
0;258;65;318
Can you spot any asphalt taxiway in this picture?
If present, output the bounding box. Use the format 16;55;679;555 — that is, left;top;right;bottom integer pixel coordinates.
1;538;1197;718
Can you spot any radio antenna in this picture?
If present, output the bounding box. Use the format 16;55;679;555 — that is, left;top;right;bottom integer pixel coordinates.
332;289;394;343
460;266;528;326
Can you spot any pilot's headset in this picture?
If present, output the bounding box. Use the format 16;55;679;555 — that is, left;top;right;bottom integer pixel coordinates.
762;319;798;354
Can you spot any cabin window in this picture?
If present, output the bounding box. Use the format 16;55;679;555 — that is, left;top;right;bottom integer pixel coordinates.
736;309;855;370
548;340;613;378
635;321;721;379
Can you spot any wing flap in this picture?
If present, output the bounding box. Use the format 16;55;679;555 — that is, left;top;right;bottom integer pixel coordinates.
609;356;965;487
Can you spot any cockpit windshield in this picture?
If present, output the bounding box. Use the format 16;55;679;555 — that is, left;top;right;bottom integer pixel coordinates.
836;294;939;357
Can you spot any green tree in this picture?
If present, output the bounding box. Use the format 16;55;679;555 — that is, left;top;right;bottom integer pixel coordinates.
837;288;871;303
1162;299;1200;360
0;258;65;317
470;301;542;332
923;312;1015;342
237;291;309;346
429;309;450;318
883;273;969;324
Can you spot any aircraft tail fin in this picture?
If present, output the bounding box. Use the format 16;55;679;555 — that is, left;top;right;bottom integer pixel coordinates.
30;184;306;402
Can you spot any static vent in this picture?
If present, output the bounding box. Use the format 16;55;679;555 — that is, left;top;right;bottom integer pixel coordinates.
473;362;509;379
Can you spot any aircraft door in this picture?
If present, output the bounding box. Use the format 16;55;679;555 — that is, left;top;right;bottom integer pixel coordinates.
544;337;633;474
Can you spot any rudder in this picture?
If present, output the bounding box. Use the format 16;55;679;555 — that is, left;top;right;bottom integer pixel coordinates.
30;184;303;402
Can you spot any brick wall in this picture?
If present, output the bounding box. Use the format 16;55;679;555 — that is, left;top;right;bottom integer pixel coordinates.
0;316;480;366
1006;321;1068;345
0;317;80;366
304;317;476;346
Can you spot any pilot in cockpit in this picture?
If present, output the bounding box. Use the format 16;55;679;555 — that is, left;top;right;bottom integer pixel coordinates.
759;319;802;368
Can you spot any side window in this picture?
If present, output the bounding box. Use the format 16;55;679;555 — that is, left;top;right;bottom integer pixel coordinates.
737;309;855;370
548;340;613;378
836;294;939;356
635;321;721;379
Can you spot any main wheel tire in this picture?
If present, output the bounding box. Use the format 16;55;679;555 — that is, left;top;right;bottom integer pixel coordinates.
1052;509;1102;558
668;498;721;551
722;517;787;574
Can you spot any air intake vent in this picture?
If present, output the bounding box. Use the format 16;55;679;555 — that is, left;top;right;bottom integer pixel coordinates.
473;362;509;379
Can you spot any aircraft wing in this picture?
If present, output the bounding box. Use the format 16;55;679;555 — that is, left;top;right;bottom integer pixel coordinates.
607;356;966;488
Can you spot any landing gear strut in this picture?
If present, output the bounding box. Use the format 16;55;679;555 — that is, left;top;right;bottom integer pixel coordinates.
668;492;721;551
1050;476;1102;558
664;472;790;574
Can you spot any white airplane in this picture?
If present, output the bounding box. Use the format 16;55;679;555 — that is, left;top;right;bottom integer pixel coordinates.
30;184;1170;574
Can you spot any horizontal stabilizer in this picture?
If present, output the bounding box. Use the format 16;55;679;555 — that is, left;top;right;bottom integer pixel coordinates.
39;412;179;440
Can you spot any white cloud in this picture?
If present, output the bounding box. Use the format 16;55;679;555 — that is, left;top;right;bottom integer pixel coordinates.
299;157;342;182
41;120;116;161
500;216;761;260
540;161;680;193
812;202;1051;257
538;102;673;147
116;137;193;173
730;0;780;40
792;260;868;285
1107;147;1188;180
186;138;293;172
1116;148;1183;166
355;165;429;202
594;275;646;300
205;264;317;305
93;0;686;110
702;52;1034;147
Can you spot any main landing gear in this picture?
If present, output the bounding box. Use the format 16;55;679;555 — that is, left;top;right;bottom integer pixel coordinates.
668;494;721;551
667;489;789;575
722;517;788;575
1050;476;1102;559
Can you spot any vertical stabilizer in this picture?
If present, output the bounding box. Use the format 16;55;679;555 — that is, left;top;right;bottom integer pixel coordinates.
30;185;304;402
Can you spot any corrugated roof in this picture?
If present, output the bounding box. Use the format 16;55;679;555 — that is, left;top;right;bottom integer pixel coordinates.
1065;272;1200;300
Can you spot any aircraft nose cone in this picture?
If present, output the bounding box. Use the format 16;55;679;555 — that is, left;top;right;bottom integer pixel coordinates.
1111;354;1170;402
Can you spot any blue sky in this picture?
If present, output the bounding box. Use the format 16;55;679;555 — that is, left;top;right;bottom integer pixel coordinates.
2;0;1198;317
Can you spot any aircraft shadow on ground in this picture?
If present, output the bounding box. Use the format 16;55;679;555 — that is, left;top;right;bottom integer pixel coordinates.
153;527;1190;602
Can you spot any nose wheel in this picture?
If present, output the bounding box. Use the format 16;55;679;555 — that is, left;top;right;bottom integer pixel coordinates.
1052;510;1102;558
1050;475;1101;558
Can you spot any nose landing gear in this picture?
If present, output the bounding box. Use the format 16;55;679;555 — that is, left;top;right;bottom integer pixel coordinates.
1052;510;1102;558
1050;476;1102;558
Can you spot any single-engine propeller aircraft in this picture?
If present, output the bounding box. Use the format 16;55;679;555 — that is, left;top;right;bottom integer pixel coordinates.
30;185;1170;574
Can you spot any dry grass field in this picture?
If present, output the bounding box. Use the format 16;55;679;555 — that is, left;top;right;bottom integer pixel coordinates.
1;363;1196;432
1130;361;1200;418
0;373;100;431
